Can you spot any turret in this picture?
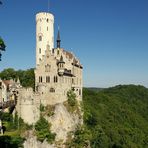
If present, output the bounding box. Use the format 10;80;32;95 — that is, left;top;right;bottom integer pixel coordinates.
57;55;65;76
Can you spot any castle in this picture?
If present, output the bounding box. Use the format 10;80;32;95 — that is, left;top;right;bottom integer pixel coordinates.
34;12;83;105
13;11;83;125
0;11;83;145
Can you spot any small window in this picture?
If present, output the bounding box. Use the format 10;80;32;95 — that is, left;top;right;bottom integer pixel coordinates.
79;89;81;95
39;76;42;83
45;64;51;72
39;36;42;41
47;27;48;31
57;50;59;55
46;76;50;83
72;78;74;84
39;48;41;54
52;49;54;54
50;88;55;93
54;76;58;83
47;19;49;22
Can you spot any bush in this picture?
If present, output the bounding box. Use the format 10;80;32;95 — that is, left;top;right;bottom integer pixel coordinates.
67;90;77;106
35;116;56;143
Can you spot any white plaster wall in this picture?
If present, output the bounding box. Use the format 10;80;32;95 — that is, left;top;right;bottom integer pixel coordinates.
36;12;54;65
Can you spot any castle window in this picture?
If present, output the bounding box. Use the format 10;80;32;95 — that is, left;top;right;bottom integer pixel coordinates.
47;27;48;31
39;48;41;54
52;49;54;54
79;89;81;96
46;76;50;83
72;78;74;84
45;64;51;72
57;50;59;55
54;76;58;83
39;36;42;41
50;88;55;93
39;76;42;83
47;19;49;22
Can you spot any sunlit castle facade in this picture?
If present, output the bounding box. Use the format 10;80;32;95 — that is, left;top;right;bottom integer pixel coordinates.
34;12;83;105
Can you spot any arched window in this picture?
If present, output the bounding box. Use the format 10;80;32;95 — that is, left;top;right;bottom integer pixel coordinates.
47;19;49;22
39;36;42;41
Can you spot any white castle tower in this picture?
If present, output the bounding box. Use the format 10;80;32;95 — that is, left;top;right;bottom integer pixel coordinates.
36;12;54;65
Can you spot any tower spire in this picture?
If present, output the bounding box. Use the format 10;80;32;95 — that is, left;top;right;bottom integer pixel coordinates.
57;26;61;48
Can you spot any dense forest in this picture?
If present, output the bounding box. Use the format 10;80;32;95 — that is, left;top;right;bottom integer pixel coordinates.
0;68;35;89
0;68;148;147
71;85;148;148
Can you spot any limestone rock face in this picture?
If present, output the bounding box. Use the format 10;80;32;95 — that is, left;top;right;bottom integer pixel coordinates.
24;131;55;148
48;103;81;142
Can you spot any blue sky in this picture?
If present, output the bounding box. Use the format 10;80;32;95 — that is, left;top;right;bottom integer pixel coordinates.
0;0;148;88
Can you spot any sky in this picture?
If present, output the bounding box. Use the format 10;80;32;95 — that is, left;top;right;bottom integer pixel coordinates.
0;0;148;88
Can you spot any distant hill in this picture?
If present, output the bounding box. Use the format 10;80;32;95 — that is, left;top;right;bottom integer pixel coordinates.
85;87;104;92
82;85;148;147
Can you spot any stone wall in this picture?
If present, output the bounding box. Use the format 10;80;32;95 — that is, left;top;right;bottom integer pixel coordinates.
16;88;40;124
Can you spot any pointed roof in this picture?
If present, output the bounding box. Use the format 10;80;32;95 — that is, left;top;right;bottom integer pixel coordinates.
57;29;61;41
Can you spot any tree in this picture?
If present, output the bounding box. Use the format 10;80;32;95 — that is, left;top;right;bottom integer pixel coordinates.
67;90;77;106
0;37;6;61
0;68;35;89
35;116;56;143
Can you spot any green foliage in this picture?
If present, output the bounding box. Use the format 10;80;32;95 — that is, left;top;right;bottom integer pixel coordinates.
0;68;17;80
66;126;92;148
67;90;77;106
83;85;148;147
40;104;55;117
0;135;25;148
0;37;6;51
40;104;45;112
35;116;56;143
0;68;35;89
0;112;13;122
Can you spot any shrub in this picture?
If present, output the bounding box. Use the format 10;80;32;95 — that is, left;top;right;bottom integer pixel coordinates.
35;116;56;143
67;90;77;106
